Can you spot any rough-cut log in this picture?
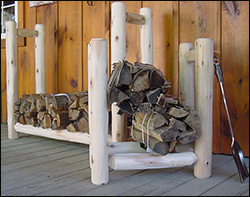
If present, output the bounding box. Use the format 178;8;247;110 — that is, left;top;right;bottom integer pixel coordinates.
173;142;193;153
129;91;145;106
36;97;46;112
169;117;186;132
14;111;20;124
51;95;69;111
66;122;79;132
134;112;168;130
156;93;167;108
145;88;161;106
18;115;26;124
30;116;38;127
79;95;88;107
41;113;52;129
177;128;198;144
183;109;201;134
68;108;81;121
132;119;176;143
14;98;21;111
169;139;178;152
37;111;46;122
45;95;54;111
131;128;169;155
19;95;30;114
82;110;89;121
155;125;180;142
69;98;79;109
77;116;89;133
149;69;166;89
116;60;132;86
138;102;152;113
108;86;130;104
130;69;150;92
168;107;189;118
48;105;58;119
118;100;134;115
54;111;70;130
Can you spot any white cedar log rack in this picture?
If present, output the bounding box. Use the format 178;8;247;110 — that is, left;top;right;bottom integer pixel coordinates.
6;2;214;185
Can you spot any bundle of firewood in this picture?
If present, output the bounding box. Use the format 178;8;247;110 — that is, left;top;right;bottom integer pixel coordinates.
14;92;89;133
107;60;201;155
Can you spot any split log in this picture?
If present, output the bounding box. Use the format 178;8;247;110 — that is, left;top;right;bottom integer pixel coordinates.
116;60;132;86
131;127;169;155
118;100;134;115
14;111;20;124
18;115;26;125
168;107;189;119
78;95;88;107
108;86;130;104
156;93;167;108
130;69;150;92
129;91;145;106
155;125;180;142
50;95;69;111
145;88;161;106
173;142;193;153
177;128;198;144
76;116;89;133
149;69;166;89
66;122;79;132
134;112;168;130
68;108;81;121
169;117;186;132
183;109;201;134
41;113;52;129
37;111;46;123
138;102;152;113
48;105;58;119
36;97;46;112
132;119;177;143
51;111;70;130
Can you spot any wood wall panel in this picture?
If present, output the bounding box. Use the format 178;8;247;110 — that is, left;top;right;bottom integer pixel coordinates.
143;1;175;95
37;2;58;94
17;1;36;98
58;1;83;93
123;1;141;64
179;1;222;154
220;1;249;156
82;1;110;91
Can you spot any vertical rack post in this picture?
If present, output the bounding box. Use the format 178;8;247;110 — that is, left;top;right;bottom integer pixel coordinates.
193;38;214;179
6;21;19;139
140;7;153;64
35;24;45;94
88;38;109;185
179;43;195;108
111;2;126;142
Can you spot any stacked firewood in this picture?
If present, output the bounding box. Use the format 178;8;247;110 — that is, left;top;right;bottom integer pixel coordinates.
14;92;89;133
107;60;201;155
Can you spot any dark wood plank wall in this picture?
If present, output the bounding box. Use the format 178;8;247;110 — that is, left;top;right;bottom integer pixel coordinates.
1;1;249;156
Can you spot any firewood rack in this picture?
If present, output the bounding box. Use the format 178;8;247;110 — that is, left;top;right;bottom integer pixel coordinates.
6;2;214;185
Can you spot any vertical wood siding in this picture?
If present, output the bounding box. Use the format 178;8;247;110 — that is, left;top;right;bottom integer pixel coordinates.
1;1;249;156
